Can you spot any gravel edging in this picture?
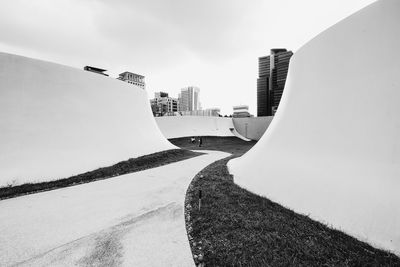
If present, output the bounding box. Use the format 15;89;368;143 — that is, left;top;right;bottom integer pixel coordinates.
185;173;205;266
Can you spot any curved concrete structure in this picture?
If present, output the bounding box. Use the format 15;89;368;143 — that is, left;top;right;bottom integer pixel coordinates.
229;128;251;141
155;116;235;139
0;52;174;186
232;116;273;141
229;0;400;254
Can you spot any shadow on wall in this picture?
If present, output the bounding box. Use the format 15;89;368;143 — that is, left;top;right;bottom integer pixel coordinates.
232;117;273;141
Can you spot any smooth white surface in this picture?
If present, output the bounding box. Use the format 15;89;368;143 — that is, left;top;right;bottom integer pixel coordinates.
0;150;230;266
156;116;235;139
0;52;174;186
232;116;273;141
229;0;400;255
229;128;251;141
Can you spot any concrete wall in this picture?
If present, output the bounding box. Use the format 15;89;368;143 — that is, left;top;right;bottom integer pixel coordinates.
232;116;273;141
156;115;272;141
229;0;400;255
156;116;234;139
0;52;174;186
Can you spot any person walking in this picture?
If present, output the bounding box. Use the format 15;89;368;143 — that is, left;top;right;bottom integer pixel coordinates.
198;136;203;147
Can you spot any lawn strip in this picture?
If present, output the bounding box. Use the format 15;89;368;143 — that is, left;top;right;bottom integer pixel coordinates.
169;136;256;155
0;149;202;200
178;137;400;266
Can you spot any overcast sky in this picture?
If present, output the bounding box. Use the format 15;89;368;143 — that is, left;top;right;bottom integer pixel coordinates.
0;0;375;115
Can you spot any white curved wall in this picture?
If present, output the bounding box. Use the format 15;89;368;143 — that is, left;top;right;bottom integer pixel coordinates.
232;116;273;141
229;0;400;254
155;116;234;139
0;52;174;186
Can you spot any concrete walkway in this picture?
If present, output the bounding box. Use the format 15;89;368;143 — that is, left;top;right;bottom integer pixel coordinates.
0;150;230;267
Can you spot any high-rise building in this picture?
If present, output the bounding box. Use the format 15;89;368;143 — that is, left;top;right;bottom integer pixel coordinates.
257;49;293;116
118;72;146;90
150;92;178;116
178;86;200;112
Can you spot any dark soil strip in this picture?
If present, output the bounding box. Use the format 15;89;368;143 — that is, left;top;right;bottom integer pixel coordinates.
180;137;400;266
0;149;202;200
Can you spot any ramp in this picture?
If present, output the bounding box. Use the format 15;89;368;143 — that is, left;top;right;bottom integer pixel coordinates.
0;53;174;186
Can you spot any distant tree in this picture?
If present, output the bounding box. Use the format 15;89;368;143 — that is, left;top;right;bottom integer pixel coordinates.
150;104;157;116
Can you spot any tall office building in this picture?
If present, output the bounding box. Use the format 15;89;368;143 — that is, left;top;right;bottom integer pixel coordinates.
257;49;293;116
178;86;200;112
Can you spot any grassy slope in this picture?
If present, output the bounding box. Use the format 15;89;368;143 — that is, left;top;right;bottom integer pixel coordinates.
0;149;202;200
169;136;257;155
173;137;400;266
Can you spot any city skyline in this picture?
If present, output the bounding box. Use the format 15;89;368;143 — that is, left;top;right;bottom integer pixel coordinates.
1;1;400;264
0;0;376;115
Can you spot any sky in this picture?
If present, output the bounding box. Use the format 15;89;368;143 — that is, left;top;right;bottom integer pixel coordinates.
0;0;376;115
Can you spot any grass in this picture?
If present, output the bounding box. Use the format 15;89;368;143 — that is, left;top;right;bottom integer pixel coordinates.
0;149;202;200
169;136;257;155
177;137;400;266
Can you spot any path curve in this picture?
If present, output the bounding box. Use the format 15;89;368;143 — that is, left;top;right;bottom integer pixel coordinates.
0;150;230;266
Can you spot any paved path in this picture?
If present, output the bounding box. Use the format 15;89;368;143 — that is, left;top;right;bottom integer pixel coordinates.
0;150;230;267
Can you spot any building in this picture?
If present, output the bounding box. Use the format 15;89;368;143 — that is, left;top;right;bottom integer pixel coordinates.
179;108;220;117
204;108;220;117
257;49;293;116
150;92;178;116
118;72;145;89
178;86;200;112
233;105;251;118
83;66;108;76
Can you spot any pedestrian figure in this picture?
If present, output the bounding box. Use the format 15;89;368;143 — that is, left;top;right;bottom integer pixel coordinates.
198;137;203;147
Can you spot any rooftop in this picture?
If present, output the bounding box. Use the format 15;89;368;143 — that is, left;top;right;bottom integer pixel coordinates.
119;71;145;78
83;66;107;72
